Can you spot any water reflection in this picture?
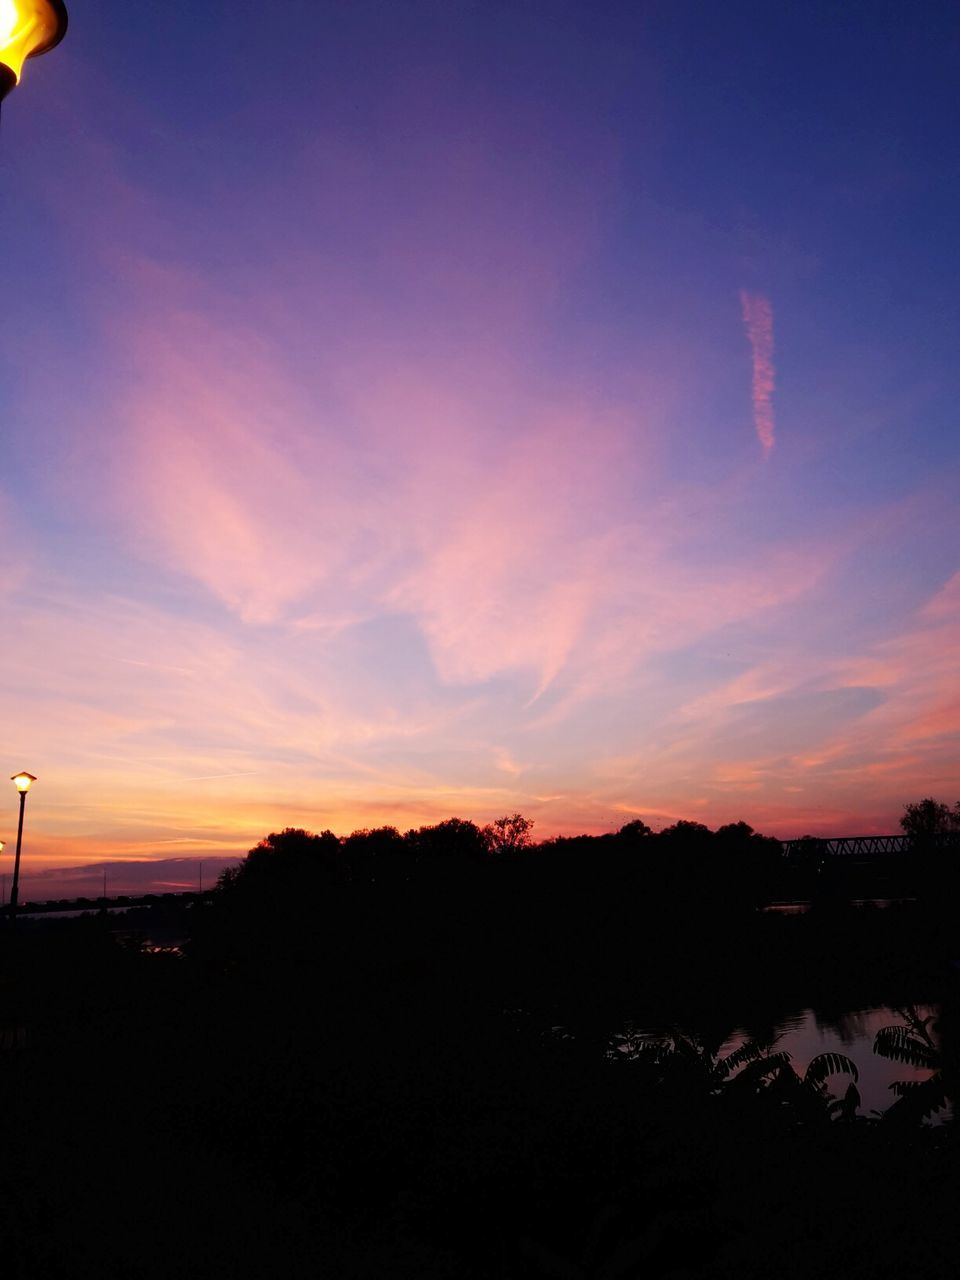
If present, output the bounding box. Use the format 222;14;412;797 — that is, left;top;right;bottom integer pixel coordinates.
763;899;914;915
617;1004;946;1121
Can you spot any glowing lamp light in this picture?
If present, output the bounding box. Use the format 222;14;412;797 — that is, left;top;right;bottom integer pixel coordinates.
8;771;35;920
0;0;67;102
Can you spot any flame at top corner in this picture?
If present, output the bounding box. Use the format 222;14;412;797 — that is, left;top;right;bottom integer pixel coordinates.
0;0;62;82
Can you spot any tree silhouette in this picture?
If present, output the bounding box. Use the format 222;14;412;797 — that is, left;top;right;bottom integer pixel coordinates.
900;798;959;838
899;798;960;903
617;819;652;841
404;817;487;861
482;813;534;854
218;827;343;894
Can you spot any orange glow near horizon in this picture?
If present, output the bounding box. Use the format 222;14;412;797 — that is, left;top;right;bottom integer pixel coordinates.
3;6;959;883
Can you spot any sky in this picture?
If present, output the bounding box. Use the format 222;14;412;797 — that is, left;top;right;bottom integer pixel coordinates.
1;0;958;894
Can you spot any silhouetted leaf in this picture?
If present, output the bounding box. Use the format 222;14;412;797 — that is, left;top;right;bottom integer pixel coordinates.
830;1081;861;1120
889;1079;925;1095
721;1040;767;1073
805;1052;859;1085
619;1040;671;1064
729;1051;792;1090
874;1026;938;1069
884;1073;948;1124
670;1032;704;1059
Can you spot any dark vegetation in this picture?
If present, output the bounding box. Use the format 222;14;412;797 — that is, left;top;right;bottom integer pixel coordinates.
1;805;959;1277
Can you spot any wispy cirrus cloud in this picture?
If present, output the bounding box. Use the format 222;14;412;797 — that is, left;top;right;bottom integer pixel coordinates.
626;555;960;834
5;26;957;865
739;290;776;455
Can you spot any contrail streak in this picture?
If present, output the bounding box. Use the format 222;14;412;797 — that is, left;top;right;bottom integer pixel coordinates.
740;290;776;455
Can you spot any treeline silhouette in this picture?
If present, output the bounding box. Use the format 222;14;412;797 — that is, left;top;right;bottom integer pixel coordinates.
1;809;959;1278
196;812;958;1011
198;818;786;1015
216;816;782;904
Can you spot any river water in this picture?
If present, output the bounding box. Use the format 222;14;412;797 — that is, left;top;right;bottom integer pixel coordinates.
615;1004;944;1120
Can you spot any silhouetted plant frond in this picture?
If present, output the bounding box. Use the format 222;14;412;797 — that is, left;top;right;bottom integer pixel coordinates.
890;1008;940;1052
829;1081;861;1120
620;1039;671;1063
874;1026;938;1069
889;1079;925;1095
884;1073;948;1125
805;1052;859;1085
669;1032;705;1060
721;1040;768;1074
726;1053;792;1095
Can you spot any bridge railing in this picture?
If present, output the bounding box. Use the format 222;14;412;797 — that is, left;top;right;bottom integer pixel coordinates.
781;832;960;858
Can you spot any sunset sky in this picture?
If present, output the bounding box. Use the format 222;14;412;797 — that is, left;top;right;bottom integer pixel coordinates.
2;1;958;893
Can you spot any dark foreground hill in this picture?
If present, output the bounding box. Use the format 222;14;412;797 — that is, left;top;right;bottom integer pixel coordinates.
1;821;959;1278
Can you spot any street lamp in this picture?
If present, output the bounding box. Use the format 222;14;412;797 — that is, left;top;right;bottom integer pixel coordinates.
9;771;36;920
0;0;68;103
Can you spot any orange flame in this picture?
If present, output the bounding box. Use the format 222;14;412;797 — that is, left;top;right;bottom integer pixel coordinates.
0;0;59;82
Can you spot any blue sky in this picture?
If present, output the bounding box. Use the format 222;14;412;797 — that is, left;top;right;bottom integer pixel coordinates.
1;0;958;891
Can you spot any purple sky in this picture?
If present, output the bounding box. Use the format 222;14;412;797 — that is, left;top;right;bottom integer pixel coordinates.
1;2;958;892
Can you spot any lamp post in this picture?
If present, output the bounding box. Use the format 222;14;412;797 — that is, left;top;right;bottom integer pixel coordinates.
9;771;35;921
0;0;68;103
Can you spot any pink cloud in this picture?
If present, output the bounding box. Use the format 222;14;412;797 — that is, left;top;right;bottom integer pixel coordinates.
739;290;776;455
655;566;960;832
103;309;361;625
921;570;960;621
9;73;957;861
0;493;36;601
389;412;628;697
